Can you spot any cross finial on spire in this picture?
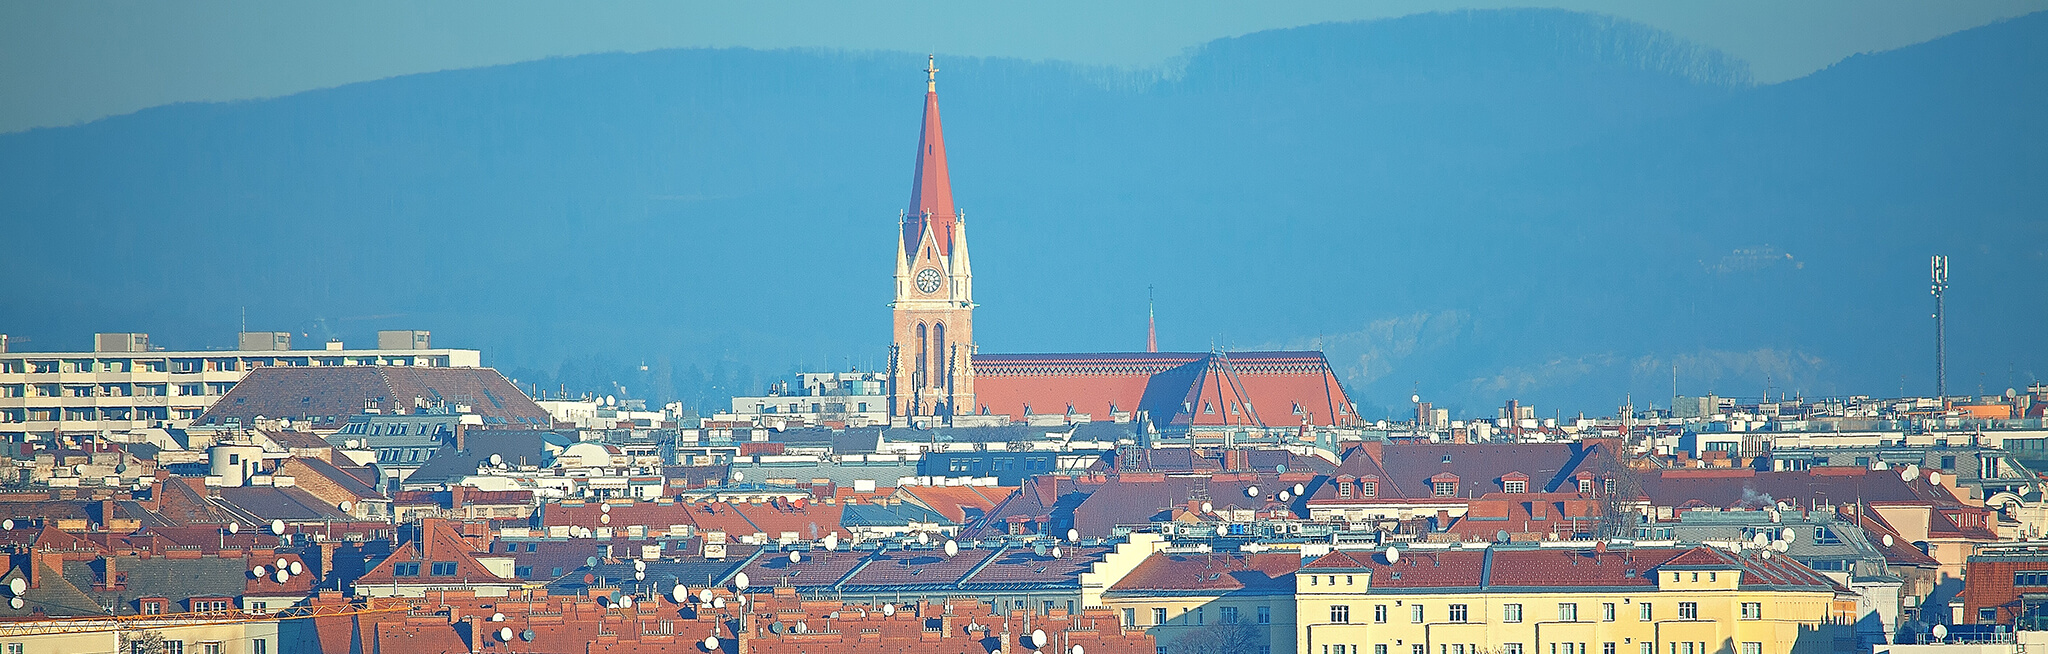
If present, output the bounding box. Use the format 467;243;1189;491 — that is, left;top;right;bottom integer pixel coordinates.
926;55;938;92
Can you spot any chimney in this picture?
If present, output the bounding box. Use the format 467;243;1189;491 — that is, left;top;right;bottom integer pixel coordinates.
96;555;119;590
454;422;466;452
318;541;338;581
448;485;466;511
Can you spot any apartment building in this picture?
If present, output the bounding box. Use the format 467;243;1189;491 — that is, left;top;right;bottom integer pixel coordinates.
0;331;478;440
1296;544;1853;654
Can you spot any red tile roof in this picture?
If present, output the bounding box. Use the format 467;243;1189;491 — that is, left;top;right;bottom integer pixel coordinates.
195;366;550;427
1106;552;1300;596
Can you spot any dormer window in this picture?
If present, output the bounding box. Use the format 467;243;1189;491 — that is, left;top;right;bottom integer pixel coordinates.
1362;481;1377;497
1339;483;1353;498
1578;478;1594;494
1504;480;1526;493
1430;473;1460;497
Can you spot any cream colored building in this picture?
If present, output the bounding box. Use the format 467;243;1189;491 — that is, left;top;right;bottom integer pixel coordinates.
1101;547;1303;654
0;331;478;440
0;616;281;654
1296;544;1854;654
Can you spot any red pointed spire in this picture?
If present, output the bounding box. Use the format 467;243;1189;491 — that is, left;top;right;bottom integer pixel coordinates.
905;55;957;256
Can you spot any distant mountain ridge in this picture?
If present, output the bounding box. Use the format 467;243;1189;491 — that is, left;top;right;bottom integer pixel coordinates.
1;9;2041;416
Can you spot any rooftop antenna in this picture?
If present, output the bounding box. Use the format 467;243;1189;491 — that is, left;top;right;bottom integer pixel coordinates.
1932;255;1949;400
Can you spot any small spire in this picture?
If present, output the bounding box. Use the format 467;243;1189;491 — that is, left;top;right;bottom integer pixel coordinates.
926;55;938;93
1147;285;1158;353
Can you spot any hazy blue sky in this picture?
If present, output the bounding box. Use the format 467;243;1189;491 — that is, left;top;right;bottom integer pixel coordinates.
3;0;2043;134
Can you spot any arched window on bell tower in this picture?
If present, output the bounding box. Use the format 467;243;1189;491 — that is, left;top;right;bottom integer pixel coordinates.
932;322;946;388
915;323;928;396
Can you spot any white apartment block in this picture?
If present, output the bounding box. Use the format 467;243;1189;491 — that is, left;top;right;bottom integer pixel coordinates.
0;330;480;440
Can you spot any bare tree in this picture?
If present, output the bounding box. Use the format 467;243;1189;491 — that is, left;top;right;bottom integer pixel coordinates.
121;629;166;654
1171;622;1262;654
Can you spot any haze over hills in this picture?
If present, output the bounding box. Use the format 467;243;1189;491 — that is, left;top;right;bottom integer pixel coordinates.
0;9;2041;418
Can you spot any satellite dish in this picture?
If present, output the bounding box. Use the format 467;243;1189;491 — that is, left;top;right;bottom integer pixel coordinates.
1052;546;1063;559
7;597;18;610
883;603;897;617
339;501;352;512
1032;629;1048;647
733;471;744;482
6;579;20;596
587;556;600;567
252;566;267;578
1761;550;1773;560
735;572;750;590
1074;646;1086;654
1773;540;1790;552
227;522;240;534
490;453;503;466
673;585;689;603
492;612;505;622
498;627;513;642
704;636;720;650
1752;532;1768;547
274;569;289;583
944;540;958;557
1201;502;1212;513
1;520;10;530
1883;534;1895;547
270;520;286;535
1279;490;1291;502
918;532;930;545
769;622;785;635
1781;527;1797;542
275;558;288;570
289;561;303;575
824;534;840;550
618;595;634;608
1246;485;1260;497
1067;528;1079;542
699;589;713;603
605;395;616;406
1929;471;1943;486
712;597;726;609
521;629;535;642
1384;546;1401;564
1934;625;1949;640
1495;530;1510;543
789;549;803;564
1034;544;1048;557
1276;464;1289;475
634;570;645;581
737;595;748;606
601;504;612;513
634;559;646;572
1293;483;1305;496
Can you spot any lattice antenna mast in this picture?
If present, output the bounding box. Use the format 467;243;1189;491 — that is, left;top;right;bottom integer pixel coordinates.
1932;255;1949;400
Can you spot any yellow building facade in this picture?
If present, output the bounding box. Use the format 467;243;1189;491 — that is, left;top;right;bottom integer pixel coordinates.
1295;546;1854;654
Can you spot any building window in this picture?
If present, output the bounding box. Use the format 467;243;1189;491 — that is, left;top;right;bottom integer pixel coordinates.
1505;646;1523;654
2016;571;2048;586
1559;603;1578;622
203;644;221;654
1415;646;1426;654
252;641;266;654
1412;604;1424;623
394;562;420;576
430;561;457;576
1640;603;1653;621
1123;608;1135;626
1331;605;1351;624
1740;644;1761;654
1603;603;1616;621
1380;646;1392;654
1741;602;1762;620
162;642;184;654
1449;604;1469;623
1980;608;1998;623
1375;604;1388;623
1433;481;1457;496
1678;602;1698;620
1605;644;1617;654
1339;484;1353;498
7;644;21;654
1194;607;1205;625
1504;603;1523;623
1362;481;1377;497
1504;480;1526;493
1641;645;1654;654
1258;606;1271;624
1221;606;1239;624
1153;608;1167;625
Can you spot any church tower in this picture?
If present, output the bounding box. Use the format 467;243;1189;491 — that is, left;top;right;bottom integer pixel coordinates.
890;56;975;424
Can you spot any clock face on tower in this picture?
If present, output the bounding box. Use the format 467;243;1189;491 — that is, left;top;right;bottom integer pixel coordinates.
915;267;943;294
